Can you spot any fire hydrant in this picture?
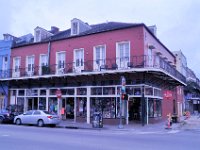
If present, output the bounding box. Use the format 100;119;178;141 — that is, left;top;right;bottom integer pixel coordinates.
165;113;172;129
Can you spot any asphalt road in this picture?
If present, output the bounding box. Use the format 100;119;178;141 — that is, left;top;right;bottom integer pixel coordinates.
0;124;200;150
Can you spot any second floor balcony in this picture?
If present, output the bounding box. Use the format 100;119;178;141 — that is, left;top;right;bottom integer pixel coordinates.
0;55;186;84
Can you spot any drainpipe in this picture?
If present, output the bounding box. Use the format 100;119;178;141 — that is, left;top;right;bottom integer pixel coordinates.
47;39;51;67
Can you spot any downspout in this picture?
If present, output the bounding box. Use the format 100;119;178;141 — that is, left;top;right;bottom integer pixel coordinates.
47;39;51;66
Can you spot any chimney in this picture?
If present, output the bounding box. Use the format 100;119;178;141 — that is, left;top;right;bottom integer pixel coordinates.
51;26;59;34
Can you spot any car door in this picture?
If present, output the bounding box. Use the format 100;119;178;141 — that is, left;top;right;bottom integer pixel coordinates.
32;110;42;124
22;110;34;124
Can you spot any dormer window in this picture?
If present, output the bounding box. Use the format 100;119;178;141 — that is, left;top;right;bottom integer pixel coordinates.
70;18;91;36
35;30;41;42
72;22;78;35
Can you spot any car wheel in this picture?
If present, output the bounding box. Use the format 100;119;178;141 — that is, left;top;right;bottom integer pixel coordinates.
16;118;21;125
37;119;44;127
0;117;3;124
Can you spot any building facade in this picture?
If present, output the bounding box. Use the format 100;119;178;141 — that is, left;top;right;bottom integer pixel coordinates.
0;19;186;125
0;37;12;109
185;67;200;114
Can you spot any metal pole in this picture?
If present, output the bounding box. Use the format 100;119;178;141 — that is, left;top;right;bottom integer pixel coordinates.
118;95;123;128
141;85;145;126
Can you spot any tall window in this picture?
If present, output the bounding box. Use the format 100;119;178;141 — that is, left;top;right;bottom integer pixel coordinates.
13;57;21;77
56;52;65;69
74;48;84;70
94;45;106;70
2;56;8;77
116;41;130;68
2;56;8;71
40;54;48;75
26;56;35;73
148;48;153;67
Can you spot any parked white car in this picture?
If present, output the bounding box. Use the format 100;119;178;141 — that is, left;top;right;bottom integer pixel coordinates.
14;110;61;127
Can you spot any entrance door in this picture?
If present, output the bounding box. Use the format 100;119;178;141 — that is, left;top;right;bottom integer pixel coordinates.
27;98;38;110
128;98;141;121
65;98;74;119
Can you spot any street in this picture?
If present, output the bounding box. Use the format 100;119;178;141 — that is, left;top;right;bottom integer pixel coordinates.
0;124;200;150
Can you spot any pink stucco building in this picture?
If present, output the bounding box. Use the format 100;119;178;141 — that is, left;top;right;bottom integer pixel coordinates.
1;18;186;125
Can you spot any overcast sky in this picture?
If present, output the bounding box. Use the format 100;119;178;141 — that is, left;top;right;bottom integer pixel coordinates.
0;0;200;78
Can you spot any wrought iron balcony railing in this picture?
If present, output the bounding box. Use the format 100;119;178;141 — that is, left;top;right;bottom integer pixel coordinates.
0;55;186;83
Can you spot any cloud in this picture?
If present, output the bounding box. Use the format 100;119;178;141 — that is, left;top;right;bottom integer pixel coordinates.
0;1;13;38
0;0;200;77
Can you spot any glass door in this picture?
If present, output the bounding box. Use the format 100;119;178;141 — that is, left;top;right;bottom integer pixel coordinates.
116;42;130;69
40;54;48;75
74;49;84;72
12;57;20;77
93;45;106;71
26;56;35;76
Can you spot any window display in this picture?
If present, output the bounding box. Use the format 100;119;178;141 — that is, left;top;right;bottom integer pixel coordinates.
148;99;162;117
90;98;116;118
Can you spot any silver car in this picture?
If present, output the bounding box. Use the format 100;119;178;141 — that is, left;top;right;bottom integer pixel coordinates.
14;110;61;127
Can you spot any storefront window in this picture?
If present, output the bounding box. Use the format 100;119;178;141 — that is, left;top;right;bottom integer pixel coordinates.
154;89;161;97
67;89;75;95
18;90;25;96
103;87;115;95
148;99;162;117
145;88;153;95
134;88;141;95
148;100;154;117
76;98;87;117
48;98;58;114
39;97;46;110
49;89;57;95
26;89;38;96
154;100;162;117
40;89;46;96
90;98;116;118
17;97;24;112
77;88;87;95
91;87;102;95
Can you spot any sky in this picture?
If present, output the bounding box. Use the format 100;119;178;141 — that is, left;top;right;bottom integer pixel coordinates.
0;0;200;78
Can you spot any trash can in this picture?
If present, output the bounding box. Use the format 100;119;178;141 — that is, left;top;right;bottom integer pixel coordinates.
92;112;103;128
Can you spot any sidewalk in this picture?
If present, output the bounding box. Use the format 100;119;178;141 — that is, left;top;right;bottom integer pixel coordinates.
58;117;190;133
180;115;200;130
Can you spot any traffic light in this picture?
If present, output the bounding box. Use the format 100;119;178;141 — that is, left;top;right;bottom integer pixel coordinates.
121;94;128;100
